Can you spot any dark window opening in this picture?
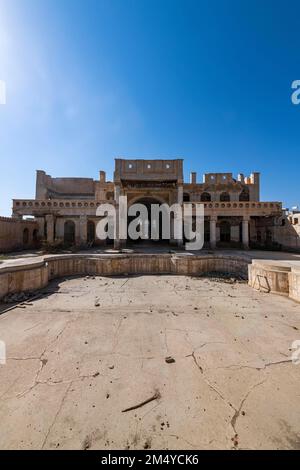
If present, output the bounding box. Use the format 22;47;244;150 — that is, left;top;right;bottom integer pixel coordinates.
220;221;231;243
87;221;95;244
201;192;211;202
220;192;230;202
64;220;76;245
239;188;250;202
23;228;29;245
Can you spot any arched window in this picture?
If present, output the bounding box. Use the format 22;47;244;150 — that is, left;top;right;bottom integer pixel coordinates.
87;220;95;244
219;221;231;242
106;192;114;201
266;230;272;245
23;228;29;245
201;192;211;202
204;220;210;242
64;220;75;245
220;192;230;202
183;193;190;202
239;188;250;201
33;229;38;245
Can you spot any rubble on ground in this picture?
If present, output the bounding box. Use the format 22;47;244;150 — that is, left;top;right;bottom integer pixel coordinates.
2;291;34;304
197;271;247;283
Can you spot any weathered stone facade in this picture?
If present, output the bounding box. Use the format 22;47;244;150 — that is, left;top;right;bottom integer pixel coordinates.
0;216;38;253
11;158;287;250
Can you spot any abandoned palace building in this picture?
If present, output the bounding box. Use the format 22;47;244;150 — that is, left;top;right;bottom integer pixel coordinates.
2;158;298;253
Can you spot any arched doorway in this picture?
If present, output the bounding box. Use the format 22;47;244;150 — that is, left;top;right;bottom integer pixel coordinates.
23;228;29;246
127;197;170;245
33;229;39;247
204;220;210;243
220;221;231;243
87;220;95;244
64;220;75;245
239;188;249;201
201;192;211;202
266;230;273;246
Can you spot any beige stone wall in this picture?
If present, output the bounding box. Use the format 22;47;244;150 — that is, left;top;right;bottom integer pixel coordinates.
248;261;290;296
248;260;300;302
0;217;38;253
289;268;300;302
273;217;300;251
0;253;249;299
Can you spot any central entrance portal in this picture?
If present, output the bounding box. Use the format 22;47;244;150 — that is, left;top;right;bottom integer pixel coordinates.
127;197;171;246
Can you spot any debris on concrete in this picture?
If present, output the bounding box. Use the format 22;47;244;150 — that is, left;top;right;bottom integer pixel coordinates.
122;390;161;413
3;291;34;303
165;356;176;364
197;271;247;283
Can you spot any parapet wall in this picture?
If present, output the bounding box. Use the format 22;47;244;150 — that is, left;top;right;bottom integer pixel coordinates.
0;253;249;300
0;217;38;253
248;260;300;302
2;253;299;303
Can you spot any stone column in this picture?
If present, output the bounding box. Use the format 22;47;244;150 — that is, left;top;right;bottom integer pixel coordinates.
210;217;217;249
242;217;249;249
177;185;184;248
36;217;45;239
79;215;87;246
45;214;54;244
114;185;121;249
55;218;64;241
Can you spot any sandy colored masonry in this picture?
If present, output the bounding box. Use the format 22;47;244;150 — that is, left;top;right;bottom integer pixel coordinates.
2;158;300;252
1;252;300;302
11;158;293;251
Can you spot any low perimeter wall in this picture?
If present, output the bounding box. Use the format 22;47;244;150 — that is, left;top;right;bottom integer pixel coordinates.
0;217;38;253
248;260;300;302
0;253;249;300
2;254;299;303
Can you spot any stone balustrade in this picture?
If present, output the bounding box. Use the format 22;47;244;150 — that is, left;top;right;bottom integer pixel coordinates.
13;198;282;216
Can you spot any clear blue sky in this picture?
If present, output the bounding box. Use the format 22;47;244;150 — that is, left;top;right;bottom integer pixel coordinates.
0;0;300;216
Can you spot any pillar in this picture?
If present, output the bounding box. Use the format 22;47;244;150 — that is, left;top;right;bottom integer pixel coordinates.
190;172;197;184
36;217;45;239
177;185;183;248
45;214;54;244
114;185;121;249
242;217;249;249
55;218;64;241
210;217;216;249
79;215;87;246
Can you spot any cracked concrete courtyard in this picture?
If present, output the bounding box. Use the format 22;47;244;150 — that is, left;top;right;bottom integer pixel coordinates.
0;274;300;450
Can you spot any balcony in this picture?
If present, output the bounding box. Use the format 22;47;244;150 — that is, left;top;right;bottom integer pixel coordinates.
183;200;282;217
12;199;113;216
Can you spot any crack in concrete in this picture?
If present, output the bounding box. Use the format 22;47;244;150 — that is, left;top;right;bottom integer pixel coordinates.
41;381;73;449
167;433;198;449
188;352;203;373
206;359;293;372
112;316;124;352
7;357;41;361
187;347;268;449
230;379;266;448
10;316;79;400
